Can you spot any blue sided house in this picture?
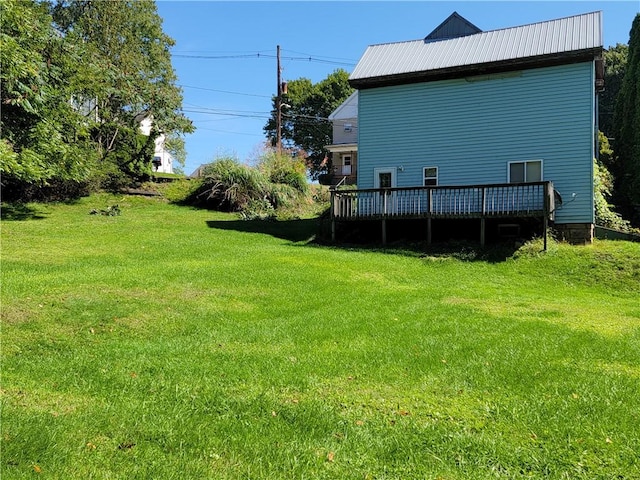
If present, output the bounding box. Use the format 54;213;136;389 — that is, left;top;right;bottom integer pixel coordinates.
329;11;604;246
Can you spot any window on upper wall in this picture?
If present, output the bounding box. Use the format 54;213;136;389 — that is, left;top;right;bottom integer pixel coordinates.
423;167;438;186
508;160;542;183
344;123;353;132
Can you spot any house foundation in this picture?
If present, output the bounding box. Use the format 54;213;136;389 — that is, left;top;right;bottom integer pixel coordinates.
555;223;594;244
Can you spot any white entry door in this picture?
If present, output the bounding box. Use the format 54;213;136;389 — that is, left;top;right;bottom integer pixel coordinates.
341;155;352;175
373;167;397;215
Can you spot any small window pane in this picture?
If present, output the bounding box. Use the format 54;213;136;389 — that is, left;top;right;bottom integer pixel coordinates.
379;172;392;188
526;161;542;182
424;167;438;186
510;163;525;183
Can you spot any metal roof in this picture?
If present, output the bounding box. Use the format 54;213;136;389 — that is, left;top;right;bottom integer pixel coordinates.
350;11;602;86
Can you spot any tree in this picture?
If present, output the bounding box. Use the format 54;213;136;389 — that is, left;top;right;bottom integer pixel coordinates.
1;0;193;198
264;69;354;179
51;0;193;178
0;0;98;185
594;132;631;231
600;44;628;142
612;14;640;207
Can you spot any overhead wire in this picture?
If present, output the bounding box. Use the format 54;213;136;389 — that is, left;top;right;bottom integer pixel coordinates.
172;51;356;67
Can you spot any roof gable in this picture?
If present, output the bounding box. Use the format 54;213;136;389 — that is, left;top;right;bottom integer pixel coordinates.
350;11;603;88
425;11;482;41
329;91;358;121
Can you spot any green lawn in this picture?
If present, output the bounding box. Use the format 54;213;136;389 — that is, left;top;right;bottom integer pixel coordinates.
2;195;639;479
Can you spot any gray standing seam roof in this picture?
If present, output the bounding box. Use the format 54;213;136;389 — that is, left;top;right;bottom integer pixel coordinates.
350;11;602;84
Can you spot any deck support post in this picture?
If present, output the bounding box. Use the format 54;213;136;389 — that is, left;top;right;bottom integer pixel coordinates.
330;188;336;242
427;217;432;246
543;215;548;251
381;219;387;245
480;217;486;248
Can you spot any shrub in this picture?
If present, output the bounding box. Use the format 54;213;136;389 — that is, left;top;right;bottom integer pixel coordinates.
594;157;632;231
196;157;268;211
258;151;309;194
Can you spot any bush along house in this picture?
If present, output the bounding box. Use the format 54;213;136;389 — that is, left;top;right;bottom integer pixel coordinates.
330;11;604;246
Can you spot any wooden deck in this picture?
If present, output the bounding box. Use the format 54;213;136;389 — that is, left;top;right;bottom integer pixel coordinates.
330;181;555;247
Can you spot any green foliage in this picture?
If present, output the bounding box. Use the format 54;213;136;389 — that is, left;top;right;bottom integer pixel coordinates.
0;0;193;199
0;0;99;187
103;125;155;181
594;158;631;230
594;132;632;231
89;204;121;216
612;14;640;205
197;157;268;211
258;151;309;194
600;44;628;139
264;69;354;179
191;151;313;216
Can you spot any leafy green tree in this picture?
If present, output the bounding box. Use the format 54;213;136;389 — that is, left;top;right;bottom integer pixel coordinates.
264;69;354;179
600;44;628;141
594;132;631;230
0;0;98;185
51;0;193;177
612;14;640;206
1;0;192;197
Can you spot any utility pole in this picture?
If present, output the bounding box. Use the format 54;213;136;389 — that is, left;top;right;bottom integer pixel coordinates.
276;45;282;153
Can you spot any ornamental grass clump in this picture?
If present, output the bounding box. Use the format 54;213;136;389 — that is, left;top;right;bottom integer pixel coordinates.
190;152;313;217
197;157;268;211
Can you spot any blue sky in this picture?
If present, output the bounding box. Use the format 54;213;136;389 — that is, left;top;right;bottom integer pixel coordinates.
155;1;639;175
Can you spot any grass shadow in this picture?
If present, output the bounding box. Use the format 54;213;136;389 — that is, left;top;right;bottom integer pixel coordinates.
310;238;522;263
206;218;319;243
1;203;48;221
207;216;522;262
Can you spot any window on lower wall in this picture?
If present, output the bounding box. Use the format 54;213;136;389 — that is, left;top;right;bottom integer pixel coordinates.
423;167;438;186
508;160;542;183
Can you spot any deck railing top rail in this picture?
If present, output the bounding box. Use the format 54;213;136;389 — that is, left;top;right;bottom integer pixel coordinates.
331;181;551;195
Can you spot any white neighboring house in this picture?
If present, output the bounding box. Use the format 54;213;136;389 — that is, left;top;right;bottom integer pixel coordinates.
324;91;358;185
138;116;174;174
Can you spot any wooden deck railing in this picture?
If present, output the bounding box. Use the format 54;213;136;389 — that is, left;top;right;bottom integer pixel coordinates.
330;181;555;248
331;181;554;220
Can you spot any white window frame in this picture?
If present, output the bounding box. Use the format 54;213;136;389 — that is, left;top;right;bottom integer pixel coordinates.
508;160;543;183
374;167;397;189
423;166;438;186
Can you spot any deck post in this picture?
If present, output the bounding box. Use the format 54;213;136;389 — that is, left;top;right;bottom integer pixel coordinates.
427;217;432;245
381;219;387;245
330;189;336;242
480;217;486;247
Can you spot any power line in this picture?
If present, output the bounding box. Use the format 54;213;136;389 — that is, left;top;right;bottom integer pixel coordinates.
179;84;271;98
172;52;355;67
183;108;271;120
195;127;264;137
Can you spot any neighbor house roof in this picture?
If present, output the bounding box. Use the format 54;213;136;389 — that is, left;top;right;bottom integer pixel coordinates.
328;91;358;121
350;11;602;88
